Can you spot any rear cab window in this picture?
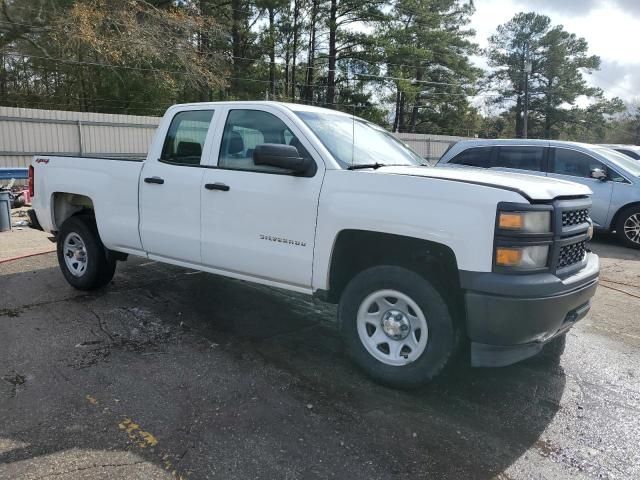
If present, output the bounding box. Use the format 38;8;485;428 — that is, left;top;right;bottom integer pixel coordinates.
160;110;214;166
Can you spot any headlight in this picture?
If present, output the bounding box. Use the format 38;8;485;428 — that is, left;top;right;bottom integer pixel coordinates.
495;245;549;269
498;211;551;234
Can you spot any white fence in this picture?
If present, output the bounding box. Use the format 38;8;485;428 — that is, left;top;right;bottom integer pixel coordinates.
0;106;470;170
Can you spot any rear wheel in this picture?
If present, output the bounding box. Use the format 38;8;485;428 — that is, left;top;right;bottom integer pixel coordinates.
57;215;116;290
615;205;640;249
339;265;458;388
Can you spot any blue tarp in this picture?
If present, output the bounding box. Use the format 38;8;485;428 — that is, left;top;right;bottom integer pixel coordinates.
0;168;28;180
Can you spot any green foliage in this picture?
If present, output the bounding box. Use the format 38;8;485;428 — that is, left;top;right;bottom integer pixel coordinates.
380;0;480;134
484;11;624;139
0;0;629;142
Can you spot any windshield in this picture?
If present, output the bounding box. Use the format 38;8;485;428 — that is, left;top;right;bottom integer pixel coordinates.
592;147;640;177
294;111;425;168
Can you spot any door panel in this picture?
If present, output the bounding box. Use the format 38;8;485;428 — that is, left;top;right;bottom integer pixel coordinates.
139;109;215;263
140;162;205;262
200;107;323;288
547;147;613;227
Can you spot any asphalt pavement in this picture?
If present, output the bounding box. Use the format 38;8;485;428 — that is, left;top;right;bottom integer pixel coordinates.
0;233;639;479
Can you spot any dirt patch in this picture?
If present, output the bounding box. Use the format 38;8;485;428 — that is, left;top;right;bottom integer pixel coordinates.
67;307;182;370
2;372;26;397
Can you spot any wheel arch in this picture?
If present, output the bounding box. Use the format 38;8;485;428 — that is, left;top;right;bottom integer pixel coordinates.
610;201;640;231
51;192;95;231
322;229;463;318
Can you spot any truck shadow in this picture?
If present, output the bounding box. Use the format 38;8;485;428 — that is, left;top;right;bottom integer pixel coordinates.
0;258;567;479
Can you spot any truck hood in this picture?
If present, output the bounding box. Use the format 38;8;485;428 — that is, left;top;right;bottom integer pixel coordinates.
377;165;592;201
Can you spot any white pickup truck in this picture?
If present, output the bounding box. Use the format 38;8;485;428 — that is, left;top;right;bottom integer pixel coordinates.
29;101;599;387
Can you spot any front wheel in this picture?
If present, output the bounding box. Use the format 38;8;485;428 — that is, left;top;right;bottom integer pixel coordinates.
339;265;458;388
57;215;116;290
615;205;640;249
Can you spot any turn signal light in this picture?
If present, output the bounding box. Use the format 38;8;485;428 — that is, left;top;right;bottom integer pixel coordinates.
497;210;551;233
495;247;523;266
498;212;524;230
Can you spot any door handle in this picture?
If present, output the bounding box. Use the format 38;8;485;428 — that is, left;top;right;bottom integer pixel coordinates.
144;176;164;185
204;183;230;191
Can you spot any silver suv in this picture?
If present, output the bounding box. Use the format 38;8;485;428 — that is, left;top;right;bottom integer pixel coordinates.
438;139;640;248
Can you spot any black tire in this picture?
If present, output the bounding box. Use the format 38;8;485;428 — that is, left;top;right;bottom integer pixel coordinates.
57;215;116;290
615;205;640;249
339;265;458;388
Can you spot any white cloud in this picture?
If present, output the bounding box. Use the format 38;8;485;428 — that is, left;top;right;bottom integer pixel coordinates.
470;0;640;102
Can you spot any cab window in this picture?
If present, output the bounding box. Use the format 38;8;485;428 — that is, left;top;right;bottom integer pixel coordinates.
160;110;214;166
218;109;312;173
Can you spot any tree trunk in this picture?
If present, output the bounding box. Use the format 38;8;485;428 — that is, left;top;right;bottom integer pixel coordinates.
326;0;337;107
284;36;290;99
393;86;401;132
198;0;211;101
398;91;406;132
304;0;318;102
515;95;523;138
0;51;6;103
268;6;276;98
409;68;422;132
291;0;300;101
230;0;243;96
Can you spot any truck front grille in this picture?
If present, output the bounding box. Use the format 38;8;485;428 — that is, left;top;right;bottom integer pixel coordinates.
562;209;589;227
557;241;587;269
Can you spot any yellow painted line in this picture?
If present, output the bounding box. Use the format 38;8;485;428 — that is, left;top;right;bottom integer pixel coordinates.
119;417;159;448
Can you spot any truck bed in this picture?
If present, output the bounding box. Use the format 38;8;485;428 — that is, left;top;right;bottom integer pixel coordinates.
30;155;146;255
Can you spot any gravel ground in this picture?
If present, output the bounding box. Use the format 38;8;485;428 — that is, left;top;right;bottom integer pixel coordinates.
0;230;639;479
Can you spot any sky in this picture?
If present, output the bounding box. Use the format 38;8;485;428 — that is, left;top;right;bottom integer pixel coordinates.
469;0;639;107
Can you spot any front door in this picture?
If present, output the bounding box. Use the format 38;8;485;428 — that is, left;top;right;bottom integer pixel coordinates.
547;147;613;228
139;109;216;263
200;107;324;289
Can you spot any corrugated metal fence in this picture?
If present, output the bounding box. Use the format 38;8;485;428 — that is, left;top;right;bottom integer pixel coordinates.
0;107;160;169
0;106;471;170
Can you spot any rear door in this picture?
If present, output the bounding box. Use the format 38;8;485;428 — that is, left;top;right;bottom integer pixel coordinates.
200;106;324;290
547;147;613;227
139;108;216;263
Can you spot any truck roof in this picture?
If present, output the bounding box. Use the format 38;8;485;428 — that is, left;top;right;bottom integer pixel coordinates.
169;100;354;118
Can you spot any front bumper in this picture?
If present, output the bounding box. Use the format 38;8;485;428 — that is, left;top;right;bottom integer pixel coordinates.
461;252;599;367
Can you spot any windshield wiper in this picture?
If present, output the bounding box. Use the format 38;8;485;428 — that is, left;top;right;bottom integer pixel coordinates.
347;162;387;170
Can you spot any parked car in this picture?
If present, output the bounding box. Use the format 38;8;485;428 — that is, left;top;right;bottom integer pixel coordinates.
438;139;640;249
600;144;640;160
29;102;599;387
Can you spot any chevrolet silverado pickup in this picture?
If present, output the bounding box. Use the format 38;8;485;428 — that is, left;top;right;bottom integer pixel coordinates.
29;101;600;387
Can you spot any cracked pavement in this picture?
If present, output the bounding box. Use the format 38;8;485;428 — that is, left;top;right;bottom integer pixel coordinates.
0;233;639;479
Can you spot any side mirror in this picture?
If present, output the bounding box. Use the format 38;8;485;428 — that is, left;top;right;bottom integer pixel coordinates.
253;144;311;175
590;167;608;181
